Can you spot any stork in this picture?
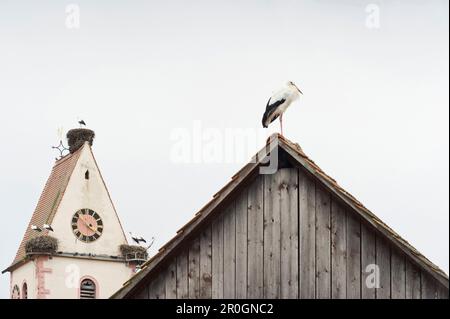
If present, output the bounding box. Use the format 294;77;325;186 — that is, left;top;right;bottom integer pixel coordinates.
138;236;147;243
31;225;42;232
129;232;146;245
43;224;54;232
262;81;303;136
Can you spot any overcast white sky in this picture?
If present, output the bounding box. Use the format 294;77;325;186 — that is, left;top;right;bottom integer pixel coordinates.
0;1;448;298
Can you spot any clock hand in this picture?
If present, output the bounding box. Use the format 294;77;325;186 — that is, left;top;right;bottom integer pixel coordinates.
80;215;96;232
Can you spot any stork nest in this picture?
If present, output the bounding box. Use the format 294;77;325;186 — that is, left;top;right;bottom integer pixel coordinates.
66;128;95;153
25;236;58;254
119;244;148;260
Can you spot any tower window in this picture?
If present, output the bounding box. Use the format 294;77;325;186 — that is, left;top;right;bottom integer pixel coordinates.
85;170;89;180
80;278;96;299
22;282;28;299
11;285;20;299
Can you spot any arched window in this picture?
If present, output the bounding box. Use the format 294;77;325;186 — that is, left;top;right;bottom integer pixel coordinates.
22;282;28;299
11;285;20;299
80;278;96;299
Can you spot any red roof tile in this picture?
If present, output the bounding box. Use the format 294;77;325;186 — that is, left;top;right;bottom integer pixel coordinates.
7;145;83;269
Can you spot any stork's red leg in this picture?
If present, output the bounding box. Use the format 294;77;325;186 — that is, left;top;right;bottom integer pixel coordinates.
280;114;284;136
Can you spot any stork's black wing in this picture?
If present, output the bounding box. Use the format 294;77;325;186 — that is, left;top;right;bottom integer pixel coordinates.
262;98;285;128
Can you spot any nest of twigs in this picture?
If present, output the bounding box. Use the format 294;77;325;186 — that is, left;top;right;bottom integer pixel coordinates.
66;128;95;153
25;236;58;254
119;244;148;260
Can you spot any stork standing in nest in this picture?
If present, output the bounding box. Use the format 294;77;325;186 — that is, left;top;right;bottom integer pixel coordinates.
262;81;303;136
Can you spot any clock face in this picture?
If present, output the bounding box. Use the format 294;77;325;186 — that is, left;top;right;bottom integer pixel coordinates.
71;209;103;242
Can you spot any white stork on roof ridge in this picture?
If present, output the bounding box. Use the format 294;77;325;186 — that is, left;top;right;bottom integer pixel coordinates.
262;81;303;136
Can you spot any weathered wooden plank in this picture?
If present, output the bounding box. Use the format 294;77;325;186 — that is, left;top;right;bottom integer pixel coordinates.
247;176;264;299
149;274;165;299
361;223;376;299
391;250;406;299
346;213;361;299
331;200;346;299
212;214;224;298
280;168;299;299
165;260;177;299
375;236;391;299
199;226;212;299
188;238;200;298
279;141;450;291
176;249;189;299
223;203;236;298
438;285;449;299
421;272;439;299
148;279;156;299
235;191;248;299
133;284;149;299
299;170;315;299
405;261;421;299
315;185;331;299
263;172;282;298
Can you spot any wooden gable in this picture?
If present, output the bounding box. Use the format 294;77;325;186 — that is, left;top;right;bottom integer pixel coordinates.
112;135;448;299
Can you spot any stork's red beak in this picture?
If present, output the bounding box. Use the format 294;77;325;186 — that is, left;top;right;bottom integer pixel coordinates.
291;83;302;94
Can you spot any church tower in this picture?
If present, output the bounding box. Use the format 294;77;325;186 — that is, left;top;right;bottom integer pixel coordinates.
3;128;143;299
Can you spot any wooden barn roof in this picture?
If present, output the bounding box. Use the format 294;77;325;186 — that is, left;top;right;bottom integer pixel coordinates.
3;145;84;273
112;134;448;298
